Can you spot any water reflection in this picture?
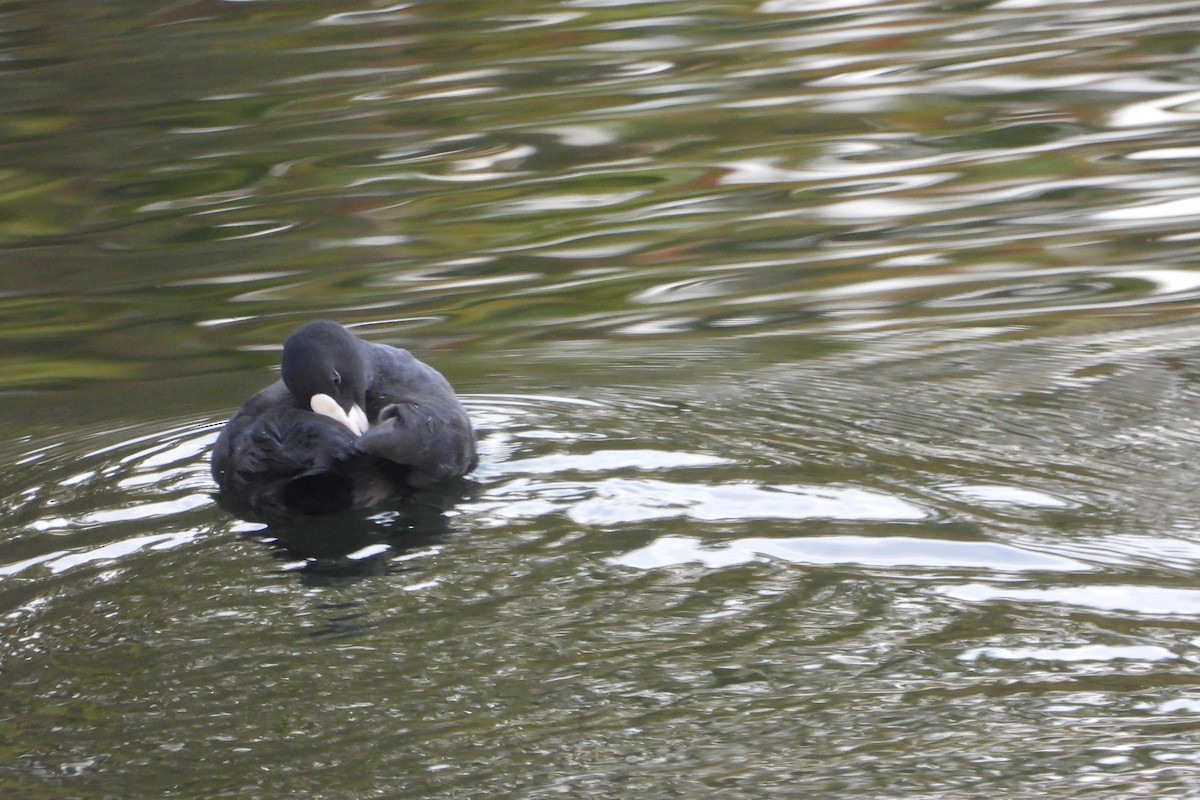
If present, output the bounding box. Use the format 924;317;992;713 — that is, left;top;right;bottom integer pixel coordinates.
940;583;1200;616
6;0;1200;796
959;644;1178;663
613;533;1087;572
258;504;460;579
1110;89;1200;127
569;479;930;524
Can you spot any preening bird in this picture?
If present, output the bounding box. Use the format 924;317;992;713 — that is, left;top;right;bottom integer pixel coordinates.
211;320;477;524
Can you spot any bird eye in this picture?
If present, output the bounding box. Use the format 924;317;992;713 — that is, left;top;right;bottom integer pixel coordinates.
331;370;342;386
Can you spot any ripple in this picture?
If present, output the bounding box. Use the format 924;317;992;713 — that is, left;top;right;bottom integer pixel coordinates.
938;583;1200;616
314;4;415;27
942;483;1076;509
1110;89;1200;128
759;0;888;10
613;533;1088;572
486;449;730;477
959;644;1177;663
2;530;202;577
1095;195;1200;221
779;264;1200;334
569;479;930;525
1;420;219;582
26;495;211;532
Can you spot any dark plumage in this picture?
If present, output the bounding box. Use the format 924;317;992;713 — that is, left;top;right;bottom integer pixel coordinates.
211;320;477;523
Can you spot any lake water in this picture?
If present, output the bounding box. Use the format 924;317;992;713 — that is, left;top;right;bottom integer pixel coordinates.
6;0;1200;796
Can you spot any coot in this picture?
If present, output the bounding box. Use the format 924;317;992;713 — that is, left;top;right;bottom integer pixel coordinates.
211;320;477;523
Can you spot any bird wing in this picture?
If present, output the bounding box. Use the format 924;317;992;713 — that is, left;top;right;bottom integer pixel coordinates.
355;343;478;488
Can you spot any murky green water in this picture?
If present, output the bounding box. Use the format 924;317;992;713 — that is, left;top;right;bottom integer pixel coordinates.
7;0;1200;796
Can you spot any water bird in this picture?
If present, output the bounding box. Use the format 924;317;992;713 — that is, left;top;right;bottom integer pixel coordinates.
211;320;477;524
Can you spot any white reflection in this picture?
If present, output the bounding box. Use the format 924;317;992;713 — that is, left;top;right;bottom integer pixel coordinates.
135;435;214;469
1;531;200;578
484;449;729;477
585;35;692;53
466;477;931;530
572;479;929;525
48;532;198;573
820;197;940;220
1110;90;1200;128
346;544;392;561
615;318;696;336
612;534;1087;572
959;644;1176;663
718;150;957;185
995;0;1104;6
409;87;496;102
495;13;586;32
212;221;297;241
539;125;619;147
315;3;412;26
633;277;736;304
1159;699;1200;714
0;552;62;578
718;158;810;184
453;144;536;173
1108;268;1200;295
944;484;1075;509
939;583;1200;615
413;69;509;85
330;235;411;248
1096;196;1200;221
809;67;913;87
1128;147;1200;160
27;494;212;531
493;192;646;214
759;0;885;10
614;60;674;78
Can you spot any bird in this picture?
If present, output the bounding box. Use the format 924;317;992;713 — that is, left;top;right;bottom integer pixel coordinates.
211;320;477;524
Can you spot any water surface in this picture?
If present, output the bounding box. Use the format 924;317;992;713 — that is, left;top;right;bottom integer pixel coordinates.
6;0;1200;797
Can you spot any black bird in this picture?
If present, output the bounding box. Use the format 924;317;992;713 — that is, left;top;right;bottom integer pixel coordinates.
211;320;477;524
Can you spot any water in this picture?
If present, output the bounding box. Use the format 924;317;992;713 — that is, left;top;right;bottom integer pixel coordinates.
6;0;1200;796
